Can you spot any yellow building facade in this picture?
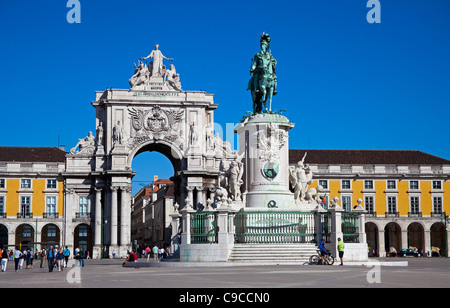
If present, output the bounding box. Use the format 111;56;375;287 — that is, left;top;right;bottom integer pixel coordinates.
0;147;66;250
290;149;450;257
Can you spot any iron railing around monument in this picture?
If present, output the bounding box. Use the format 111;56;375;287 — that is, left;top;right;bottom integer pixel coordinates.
342;212;360;243
190;212;218;244
234;211;316;244
319;212;331;243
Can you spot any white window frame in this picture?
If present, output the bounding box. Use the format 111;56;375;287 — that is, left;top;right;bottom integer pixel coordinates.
341;180;351;190
341;195;352;212
46;179;57;190
386;195;397;215
364;195;375;214
432;181;442;190
0;195;5;214
318;180;328;190
409;180;419;190
0;179;5;189
433;196;443;214
79;196;89;215
364;180;374;190
46;196;57;214
20;179;32;189
409;195;420;214
386;180;396;190
20;195;32;215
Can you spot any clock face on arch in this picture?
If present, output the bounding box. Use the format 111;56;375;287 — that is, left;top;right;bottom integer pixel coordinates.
263;162;279;180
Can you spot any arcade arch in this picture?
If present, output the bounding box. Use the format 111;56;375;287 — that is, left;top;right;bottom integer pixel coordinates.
0;224;8;249
74;224;93;254
15;224;34;249
430;222;446;256
384;222;401;253
365;222;379;256
41;224;61;248
407;222;424;251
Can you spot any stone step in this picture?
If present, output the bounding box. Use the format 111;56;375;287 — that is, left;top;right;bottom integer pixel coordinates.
229;244;318;263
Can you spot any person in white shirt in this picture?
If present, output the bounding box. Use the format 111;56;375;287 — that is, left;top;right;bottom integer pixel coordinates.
14;249;22;271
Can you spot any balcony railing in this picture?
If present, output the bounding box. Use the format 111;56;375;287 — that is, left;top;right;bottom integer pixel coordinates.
366;211;377;217
43;212;59;218
75;212;90;219
385;212;399;218
408;212;422;217
17;212;33;219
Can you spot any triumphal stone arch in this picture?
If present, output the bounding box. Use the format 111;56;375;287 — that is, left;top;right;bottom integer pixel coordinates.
65;44;243;259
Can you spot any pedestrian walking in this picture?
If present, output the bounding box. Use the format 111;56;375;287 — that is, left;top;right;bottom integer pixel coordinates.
152;244;159;262
1;248;8;272
79;247;85;267
338;237;345;265
13;248;22;272
145;246;151;262
47;245;56;272
56;248;64;271
40;249;46;268
18;250;24;270
63;246;70;268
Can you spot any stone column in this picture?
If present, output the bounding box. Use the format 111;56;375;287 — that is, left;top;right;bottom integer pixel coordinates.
196;186;204;209
186;186;194;210
170;212;182;257
378;228;386;257
401;229;408;250
180;206;194;245
110;186;119;249
353;202;367;244
93;187;102;259
120;186;132;256
63;188;75;250
424;229;431;256
329;204;344;258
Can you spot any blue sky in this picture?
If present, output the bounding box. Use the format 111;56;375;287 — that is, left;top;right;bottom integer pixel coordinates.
1;1;449;194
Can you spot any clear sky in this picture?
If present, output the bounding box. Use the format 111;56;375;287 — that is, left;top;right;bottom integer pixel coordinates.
1;1;449;194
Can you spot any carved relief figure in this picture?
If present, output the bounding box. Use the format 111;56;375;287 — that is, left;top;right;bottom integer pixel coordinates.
289;152;313;202
113;121;124;145
129;61;150;88
70;131;96;155
96;122;104;146
165;64;182;90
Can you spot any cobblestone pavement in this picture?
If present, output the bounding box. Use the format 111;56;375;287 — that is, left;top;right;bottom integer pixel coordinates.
0;257;449;289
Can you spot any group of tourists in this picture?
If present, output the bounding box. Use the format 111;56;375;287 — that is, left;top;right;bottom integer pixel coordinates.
123;244;171;266
0;245;88;272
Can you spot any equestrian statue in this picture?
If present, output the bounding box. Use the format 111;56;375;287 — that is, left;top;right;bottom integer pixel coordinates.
247;33;278;114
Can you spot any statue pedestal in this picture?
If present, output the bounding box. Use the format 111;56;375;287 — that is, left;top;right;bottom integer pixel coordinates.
235;113;295;209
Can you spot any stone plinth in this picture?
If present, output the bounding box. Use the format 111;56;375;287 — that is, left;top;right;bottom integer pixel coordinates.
235;113;295;209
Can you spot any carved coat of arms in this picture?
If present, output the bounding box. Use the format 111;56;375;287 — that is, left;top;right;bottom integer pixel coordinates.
128;105;185;149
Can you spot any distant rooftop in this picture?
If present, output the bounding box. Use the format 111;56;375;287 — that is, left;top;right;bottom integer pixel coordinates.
0;147;66;163
289;149;450;165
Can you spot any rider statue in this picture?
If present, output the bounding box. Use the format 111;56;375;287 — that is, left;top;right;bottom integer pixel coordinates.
247;33;278;114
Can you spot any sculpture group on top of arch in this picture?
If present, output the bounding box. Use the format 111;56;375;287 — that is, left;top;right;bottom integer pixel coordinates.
129;44;182;91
